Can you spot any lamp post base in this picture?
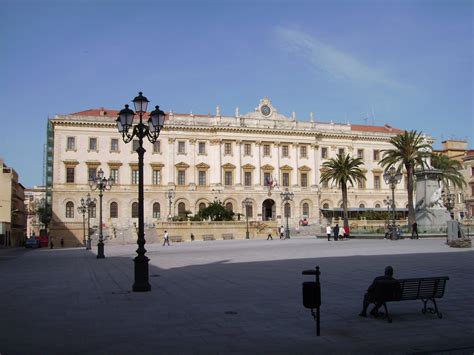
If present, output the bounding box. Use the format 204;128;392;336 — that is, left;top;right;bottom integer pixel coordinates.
133;255;151;292
246;231;249;239
97;241;105;259
86;239;91;250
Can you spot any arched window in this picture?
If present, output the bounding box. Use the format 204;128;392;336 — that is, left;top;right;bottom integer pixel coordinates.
284;202;291;218
199;202;206;211
359;203;365;209
110;202;118;218
66;201;74;218
89;202;96;219
245;204;253;218
323;203;329;209
153;202;160;219
132;202;139;218
302;203;309;217
375;203;381;208
178;202;186;217
225;202;233;212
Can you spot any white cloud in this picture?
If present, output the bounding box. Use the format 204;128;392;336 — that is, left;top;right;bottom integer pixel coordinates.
275;27;407;90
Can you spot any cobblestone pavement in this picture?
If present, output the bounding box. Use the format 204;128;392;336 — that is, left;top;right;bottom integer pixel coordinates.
1;237;473;354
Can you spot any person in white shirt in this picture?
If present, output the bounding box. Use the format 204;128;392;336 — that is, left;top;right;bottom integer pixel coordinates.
280;225;285;239
326;225;332;241
163;230;170;246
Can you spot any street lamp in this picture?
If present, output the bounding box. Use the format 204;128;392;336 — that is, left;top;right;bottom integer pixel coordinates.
166;189;175;221
383;166;403;239
117;92;165;292
280;188;294;239
78;193;96;250
89;168;114;258
243;198;252;239
444;192;455;217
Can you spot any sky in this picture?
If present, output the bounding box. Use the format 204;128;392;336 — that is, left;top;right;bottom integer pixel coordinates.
0;0;472;188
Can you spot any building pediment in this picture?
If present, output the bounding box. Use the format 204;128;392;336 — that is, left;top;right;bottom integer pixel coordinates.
108;161;123;167
63;160;79;167
150;162;164;168
242;163;255;170
175;162;190;169
261;164;274;171
85;160;101;167
222;163;236;169
241;97;289;121
196;162;210;169
280;165;293;171
298;165;311;172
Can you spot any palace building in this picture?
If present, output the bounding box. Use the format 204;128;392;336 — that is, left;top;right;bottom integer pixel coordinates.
46;98;411;245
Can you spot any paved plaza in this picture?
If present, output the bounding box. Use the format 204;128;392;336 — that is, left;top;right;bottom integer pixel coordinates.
1;237;473;354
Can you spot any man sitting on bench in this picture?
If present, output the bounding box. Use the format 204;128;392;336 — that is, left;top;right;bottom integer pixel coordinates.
359;265;398;317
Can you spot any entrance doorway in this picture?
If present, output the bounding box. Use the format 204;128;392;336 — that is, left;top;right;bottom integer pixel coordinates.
262;199;276;221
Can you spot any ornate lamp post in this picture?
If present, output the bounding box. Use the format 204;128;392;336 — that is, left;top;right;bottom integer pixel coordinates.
166;189;175;221
77;200;87;248
243;198;252;239
280;188;294;239
89;168;114;258
117;92;165;292
383;166;403;239
78;194;96;250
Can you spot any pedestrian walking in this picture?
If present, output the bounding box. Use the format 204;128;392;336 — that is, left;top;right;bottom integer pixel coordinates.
280;225;285;239
60;237;64;248
411;222;419;239
50;239;54;249
326;225;332;241
163;230;170;246
338;226;345;240
333;224;340;241
344;225;350;239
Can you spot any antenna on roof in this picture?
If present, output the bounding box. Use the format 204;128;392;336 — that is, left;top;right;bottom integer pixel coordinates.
371;105;376;125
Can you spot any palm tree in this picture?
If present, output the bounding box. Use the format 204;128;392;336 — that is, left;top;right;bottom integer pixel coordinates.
320;153;366;228
430;153;466;192
379;130;431;227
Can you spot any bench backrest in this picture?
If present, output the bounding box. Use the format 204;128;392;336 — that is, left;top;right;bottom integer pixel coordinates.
374;280;402;302
398;277;449;300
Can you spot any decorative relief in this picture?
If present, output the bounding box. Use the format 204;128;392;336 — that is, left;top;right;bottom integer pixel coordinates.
85;160;101;167
175;162;190;169
280;165;293;171
261;164;274;171
195;162;210;169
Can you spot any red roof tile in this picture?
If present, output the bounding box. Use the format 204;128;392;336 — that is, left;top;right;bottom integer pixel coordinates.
351;124;404;134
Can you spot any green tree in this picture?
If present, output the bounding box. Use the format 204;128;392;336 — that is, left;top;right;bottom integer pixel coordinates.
36;200;52;232
430;153;466;192
196;201;234;221
380;130;430;226
320;153;366;228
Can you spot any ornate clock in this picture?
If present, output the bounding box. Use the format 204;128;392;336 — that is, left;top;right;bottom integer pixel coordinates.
261;105;271;117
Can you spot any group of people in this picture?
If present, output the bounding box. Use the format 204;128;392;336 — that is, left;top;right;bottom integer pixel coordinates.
326;224;350;241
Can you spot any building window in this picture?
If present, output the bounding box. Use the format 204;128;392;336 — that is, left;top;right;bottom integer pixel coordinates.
300;146;307;158
301;173;308;187
177;170;186;185
244;143;252;156
302;203;309;217
375;203;381;208
65;201;74;218
263;172;271;186
224;142;232;155
89;138;98;151
224;171;233;186
132;139;139;152
321;147;328;159
153;141;161;153
111;138;119;152
110;202;118;218
67;137;76;150
88;167;97;181
284;203;291;218
66;167;75;183
132;169;139;184
359;203;365;208
357;176;366;189
374;175;381;190
282;172;290;187
198;142;206;154
178;141;186;154
199;202;206;211
89;202;96;218
152;170;161;185
282;145;289;157
225;202;233;212
263;144;271;156
131;202;139;218
338;148;345;156
471;184;474;196
110;169;119;184
198;171;206;186
357;149;364;160
153;202;160;219
373;150;380;161
178;202;186;217
244;171;252;186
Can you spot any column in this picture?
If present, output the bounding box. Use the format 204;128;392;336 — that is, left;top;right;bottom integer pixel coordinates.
256;141;261;186
168;138;175;186
236;140;242;186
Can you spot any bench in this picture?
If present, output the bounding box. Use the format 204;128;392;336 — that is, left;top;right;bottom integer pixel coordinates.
170;235;183;243
222;234;234;240
202;235;215;241
372;276;449;323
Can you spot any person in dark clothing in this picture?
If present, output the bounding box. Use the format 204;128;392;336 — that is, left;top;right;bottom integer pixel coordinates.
60;237;64;248
267;232;273;240
333;224;339;241
411;222;419;239
359;266;398;317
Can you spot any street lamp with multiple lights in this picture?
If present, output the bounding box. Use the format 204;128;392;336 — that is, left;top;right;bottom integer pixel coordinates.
166;189;175;221
280;188;294;239
117;92;165;292
383;166;403;239
243;198;252;239
89;168;114;258
78;193;96;250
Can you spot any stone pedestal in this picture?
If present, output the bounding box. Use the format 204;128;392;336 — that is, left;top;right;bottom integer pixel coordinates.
415;169;451;231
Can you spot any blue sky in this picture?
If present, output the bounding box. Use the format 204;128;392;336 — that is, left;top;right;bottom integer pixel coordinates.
1;0;472;187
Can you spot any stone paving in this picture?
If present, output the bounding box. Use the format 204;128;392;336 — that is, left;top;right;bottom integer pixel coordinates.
1;237;473;355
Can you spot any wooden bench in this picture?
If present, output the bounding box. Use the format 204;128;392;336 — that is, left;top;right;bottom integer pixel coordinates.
202;235;215;241
170;235;183;243
373;276;449;323
222;234;234;240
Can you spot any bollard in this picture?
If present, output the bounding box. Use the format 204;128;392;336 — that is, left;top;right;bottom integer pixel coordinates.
302;266;321;336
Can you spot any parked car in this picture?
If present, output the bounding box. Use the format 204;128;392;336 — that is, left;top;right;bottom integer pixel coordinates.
25;238;40;248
